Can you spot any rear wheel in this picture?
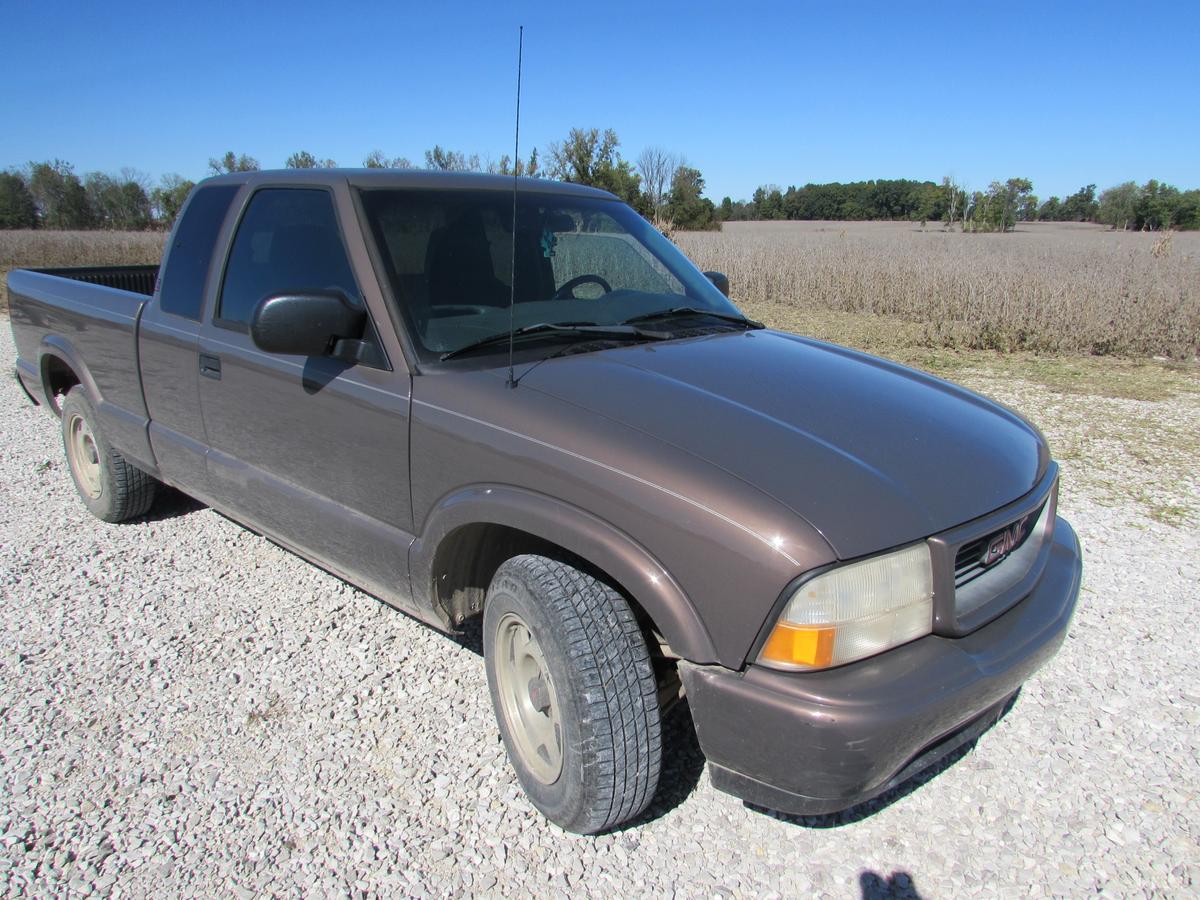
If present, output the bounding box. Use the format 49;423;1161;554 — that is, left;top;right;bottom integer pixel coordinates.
60;386;157;523
483;554;662;833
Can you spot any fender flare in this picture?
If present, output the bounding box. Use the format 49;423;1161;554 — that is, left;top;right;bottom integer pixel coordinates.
37;336;102;413
410;484;719;664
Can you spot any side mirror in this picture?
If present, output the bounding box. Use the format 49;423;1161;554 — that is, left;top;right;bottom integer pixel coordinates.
250;291;366;358
703;271;730;298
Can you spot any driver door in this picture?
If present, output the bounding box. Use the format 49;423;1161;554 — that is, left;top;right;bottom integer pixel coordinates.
196;186;416;607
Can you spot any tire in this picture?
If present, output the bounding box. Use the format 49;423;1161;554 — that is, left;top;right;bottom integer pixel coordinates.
483;554;662;834
60;386;157;523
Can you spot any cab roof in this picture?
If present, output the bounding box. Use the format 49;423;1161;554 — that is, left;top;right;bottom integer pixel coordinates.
200;168;620;200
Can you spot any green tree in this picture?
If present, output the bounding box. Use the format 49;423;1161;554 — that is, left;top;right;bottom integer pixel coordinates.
978;178;1033;231
547;127;619;184
664;166;716;231
546;128;644;210
1060;184;1098;221
150;174;195;227
718;196;734;221
28;160;93;229
85;172;151;230
1172;190;1200;230
758;186;785;220
208;152;260;175
1136;179;1179;230
0;172;37;229
1037;196;1062;221
1097;182;1140;230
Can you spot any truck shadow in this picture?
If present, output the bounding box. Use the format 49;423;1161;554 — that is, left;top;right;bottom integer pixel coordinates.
620;699;708;829
138;486;207;523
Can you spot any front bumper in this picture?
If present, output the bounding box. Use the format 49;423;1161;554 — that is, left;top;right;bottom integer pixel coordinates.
680;516;1082;817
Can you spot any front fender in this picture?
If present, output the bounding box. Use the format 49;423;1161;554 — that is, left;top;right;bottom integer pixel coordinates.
410;484;720;664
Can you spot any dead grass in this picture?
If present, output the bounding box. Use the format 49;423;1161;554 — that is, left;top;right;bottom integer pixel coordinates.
0;230;166;312
678;220;1200;359
739;302;1200;401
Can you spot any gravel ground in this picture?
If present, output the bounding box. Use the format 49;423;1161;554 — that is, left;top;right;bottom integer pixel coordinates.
1;330;1197;898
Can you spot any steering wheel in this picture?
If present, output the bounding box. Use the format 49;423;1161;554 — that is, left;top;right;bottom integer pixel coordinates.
551;274;612;300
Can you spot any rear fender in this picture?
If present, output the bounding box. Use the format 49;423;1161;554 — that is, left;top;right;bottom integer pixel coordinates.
38;335;159;476
38;336;101;414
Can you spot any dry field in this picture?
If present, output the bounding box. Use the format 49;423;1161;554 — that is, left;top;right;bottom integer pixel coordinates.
4;223;1198;360
0;230;166;310
677;221;1200;359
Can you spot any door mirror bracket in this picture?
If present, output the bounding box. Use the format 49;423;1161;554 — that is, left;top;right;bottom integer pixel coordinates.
330;338;383;367
703;271;730;298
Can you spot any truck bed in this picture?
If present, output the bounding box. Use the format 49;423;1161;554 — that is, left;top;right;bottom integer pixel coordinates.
8;266;158;474
30;264;159;296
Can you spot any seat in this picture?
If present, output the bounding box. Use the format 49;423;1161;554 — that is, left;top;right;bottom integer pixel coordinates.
424;212;511;308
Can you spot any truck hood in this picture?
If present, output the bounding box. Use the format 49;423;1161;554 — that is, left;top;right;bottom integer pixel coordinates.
518;330;1048;559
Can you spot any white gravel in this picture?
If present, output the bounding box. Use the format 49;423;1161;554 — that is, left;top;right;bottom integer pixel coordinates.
1;330;1197;897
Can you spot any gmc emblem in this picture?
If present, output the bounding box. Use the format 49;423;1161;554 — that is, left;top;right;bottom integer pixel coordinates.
981;515;1029;567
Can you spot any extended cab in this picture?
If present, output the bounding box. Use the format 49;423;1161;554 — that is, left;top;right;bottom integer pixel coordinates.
8;170;1082;833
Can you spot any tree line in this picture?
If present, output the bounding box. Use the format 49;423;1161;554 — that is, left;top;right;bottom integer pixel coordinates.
0;128;720;233
721;177;1200;231
3;133;1195;233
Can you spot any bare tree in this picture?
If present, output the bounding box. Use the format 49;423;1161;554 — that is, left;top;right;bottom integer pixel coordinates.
286;151;337;169
363;150;414;169
423;146;482;172
207;152;259;175
637;146;680;227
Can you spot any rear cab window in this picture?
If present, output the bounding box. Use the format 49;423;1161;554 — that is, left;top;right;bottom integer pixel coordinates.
158;185;239;319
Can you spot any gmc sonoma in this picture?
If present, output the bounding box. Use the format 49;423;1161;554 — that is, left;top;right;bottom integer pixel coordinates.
8;170;1082;833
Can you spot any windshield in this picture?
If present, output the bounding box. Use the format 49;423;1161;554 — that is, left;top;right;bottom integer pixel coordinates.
357;187;741;363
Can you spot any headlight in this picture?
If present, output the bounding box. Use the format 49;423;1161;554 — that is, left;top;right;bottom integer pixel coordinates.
758;542;933;671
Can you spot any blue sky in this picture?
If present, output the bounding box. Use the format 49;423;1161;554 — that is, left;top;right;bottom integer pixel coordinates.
2;0;1197;202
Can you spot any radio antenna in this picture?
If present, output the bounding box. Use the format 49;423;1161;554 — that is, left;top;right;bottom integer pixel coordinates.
505;25;524;389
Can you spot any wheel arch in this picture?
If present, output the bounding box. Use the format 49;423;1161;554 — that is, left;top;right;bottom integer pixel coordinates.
410;485;719;664
38;337;101;416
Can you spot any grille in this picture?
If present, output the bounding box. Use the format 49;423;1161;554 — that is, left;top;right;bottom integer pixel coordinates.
953;503;1044;588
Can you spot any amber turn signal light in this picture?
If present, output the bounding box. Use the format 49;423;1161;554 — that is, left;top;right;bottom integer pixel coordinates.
760;622;836;669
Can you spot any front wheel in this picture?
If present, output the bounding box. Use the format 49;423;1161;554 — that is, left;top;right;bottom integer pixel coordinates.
483;555;662;833
60;386;157;523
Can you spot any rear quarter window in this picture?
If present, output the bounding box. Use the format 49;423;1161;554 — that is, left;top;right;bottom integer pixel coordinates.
158;185;239;319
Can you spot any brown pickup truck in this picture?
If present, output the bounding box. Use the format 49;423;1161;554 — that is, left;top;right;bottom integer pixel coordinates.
8;169;1081;833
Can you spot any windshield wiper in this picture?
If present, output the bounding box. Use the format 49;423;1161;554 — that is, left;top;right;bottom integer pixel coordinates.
439;322;668;361
621;306;765;329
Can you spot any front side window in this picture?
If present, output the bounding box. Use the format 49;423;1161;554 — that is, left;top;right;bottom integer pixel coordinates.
219;188;359;326
359;188;737;362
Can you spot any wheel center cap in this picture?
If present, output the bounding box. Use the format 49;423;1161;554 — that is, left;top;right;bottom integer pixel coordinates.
527;675;551;713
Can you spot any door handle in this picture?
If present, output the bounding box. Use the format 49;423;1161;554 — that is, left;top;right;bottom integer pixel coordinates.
199;353;222;380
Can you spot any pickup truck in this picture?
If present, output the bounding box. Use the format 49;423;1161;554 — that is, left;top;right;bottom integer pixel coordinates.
8;169;1082;833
